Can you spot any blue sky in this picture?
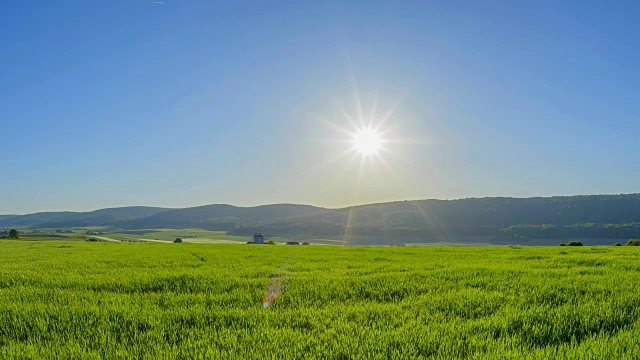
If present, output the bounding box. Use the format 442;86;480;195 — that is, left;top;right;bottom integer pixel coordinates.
2;1;640;214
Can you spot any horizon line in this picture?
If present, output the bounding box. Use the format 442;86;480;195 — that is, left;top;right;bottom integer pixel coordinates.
3;192;639;216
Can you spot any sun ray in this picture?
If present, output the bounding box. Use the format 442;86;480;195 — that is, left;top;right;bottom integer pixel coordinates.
378;92;408;128
315;114;359;137
298;147;357;177
370;88;380;126
371;152;450;243
341;206;356;243
344;43;367;130
331;97;361;130
356;151;367;183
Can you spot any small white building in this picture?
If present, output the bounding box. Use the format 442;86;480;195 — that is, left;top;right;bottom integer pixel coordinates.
253;232;264;244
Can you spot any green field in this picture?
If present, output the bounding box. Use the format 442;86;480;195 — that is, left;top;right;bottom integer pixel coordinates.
20;228;341;245
98;229;249;244
1;241;639;359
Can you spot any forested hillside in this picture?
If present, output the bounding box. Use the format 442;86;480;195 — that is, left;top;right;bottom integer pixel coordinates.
4;195;640;241
0;207;169;228
229;195;640;240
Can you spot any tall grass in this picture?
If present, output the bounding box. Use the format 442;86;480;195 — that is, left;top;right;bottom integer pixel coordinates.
0;241;639;358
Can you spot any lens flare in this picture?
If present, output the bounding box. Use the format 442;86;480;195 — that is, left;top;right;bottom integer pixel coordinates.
261;274;287;308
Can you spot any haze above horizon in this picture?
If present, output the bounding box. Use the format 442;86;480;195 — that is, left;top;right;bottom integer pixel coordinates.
3;1;640;214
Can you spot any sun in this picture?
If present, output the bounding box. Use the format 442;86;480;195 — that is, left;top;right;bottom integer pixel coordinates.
351;126;384;157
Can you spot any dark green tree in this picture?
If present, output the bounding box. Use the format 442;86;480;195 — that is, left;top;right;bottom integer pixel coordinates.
8;229;19;239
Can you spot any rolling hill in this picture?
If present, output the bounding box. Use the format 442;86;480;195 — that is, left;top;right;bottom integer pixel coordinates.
0;207;170;228
0;212;80;227
228;195;640;242
121;204;327;229
4;194;640;242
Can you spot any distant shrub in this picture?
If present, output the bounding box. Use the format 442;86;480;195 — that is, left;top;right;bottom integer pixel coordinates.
567;241;583;246
614;242;622;246
174;238;183;243
302;242;310;245
267;240;276;245
8;229;19;239
626;239;640;246
559;242;566;246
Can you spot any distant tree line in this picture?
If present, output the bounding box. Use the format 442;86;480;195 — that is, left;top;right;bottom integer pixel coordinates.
0;229;20;239
227;222;640;240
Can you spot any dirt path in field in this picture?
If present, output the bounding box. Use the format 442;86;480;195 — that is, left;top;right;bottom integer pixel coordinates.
137;238;172;243
88;235;173;244
88;236;121;243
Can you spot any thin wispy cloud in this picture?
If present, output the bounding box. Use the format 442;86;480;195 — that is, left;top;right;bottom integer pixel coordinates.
151;1;165;4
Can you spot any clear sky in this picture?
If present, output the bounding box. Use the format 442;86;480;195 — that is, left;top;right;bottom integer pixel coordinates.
2;1;640;214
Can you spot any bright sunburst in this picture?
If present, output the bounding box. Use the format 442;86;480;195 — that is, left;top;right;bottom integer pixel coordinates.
351;126;384;157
